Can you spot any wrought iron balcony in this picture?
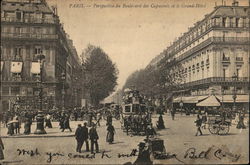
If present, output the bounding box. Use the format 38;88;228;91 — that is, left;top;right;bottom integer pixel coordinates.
176;37;249;62
1;16;59;24
1;32;58;40
181;77;249;89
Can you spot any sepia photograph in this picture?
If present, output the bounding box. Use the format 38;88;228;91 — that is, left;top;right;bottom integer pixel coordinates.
0;0;249;164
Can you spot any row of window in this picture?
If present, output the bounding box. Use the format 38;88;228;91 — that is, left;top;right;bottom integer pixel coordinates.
1;86;40;96
1;8;55;24
222;55;244;61
1;46;44;61
166;15;249;55
1;26;55;34
7;73;40;81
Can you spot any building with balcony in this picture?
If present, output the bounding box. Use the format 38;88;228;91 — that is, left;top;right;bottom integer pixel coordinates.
0;0;83;111
150;2;249;111
65;35;83;108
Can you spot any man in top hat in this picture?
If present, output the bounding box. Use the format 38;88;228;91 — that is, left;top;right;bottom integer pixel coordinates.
89;124;99;153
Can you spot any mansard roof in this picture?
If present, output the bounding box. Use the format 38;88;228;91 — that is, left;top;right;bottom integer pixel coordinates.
211;6;249;18
2;1;53;13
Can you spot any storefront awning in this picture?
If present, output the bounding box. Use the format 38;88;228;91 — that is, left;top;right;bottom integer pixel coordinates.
216;95;249;103
173;96;208;103
11;62;23;73
31;62;40;74
196;95;221;107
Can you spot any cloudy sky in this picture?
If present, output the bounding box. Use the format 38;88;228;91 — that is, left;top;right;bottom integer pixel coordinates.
47;0;248;91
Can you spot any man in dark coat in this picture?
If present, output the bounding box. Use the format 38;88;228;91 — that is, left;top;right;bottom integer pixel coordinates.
133;142;152;165
62;114;72;132
195;115;203;136
59;113;65;129
145;124;157;140
106;112;112;126
82;122;89;151
89;124;99;153
75;124;83;153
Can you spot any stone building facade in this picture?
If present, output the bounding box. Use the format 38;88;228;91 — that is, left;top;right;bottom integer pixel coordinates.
0;0;83;111
154;3;249;110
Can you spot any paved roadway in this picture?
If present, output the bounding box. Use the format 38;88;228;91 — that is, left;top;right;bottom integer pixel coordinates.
0;113;249;164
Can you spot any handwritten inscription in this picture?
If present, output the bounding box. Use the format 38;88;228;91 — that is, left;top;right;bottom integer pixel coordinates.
117;149;138;158
68;153;96;159
214;149;241;162
184;146;241;162
184;147;212;159
17;148;40;157
16;146;241;163
46;152;64;163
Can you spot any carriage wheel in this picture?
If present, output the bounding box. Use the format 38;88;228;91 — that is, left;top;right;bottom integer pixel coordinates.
208;124;220;134
218;122;230;135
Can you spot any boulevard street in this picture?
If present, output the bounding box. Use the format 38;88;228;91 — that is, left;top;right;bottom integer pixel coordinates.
1;113;248;164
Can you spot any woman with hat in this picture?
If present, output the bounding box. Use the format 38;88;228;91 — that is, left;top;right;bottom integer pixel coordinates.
133;142;152;165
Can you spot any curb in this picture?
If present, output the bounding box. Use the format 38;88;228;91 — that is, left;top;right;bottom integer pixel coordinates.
0;134;74;139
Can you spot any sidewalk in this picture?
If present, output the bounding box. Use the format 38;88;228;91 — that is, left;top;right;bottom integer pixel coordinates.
0;121;83;138
0;114;181;138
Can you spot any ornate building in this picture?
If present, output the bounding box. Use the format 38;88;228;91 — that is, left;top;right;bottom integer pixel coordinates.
152;2;249;110
0;0;83;111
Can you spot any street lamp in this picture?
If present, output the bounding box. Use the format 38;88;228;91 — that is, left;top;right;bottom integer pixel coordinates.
232;72;238;112
61;72;66;111
74;77;78;107
34;54;46;134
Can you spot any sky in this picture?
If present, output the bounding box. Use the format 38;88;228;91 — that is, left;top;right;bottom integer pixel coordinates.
47;0;248;92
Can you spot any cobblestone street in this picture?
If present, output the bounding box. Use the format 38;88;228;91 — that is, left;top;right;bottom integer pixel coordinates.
1;114;248;164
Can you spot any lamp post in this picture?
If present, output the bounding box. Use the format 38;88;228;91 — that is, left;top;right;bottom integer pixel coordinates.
74;77;78;107
61;72;66;111
15;94;20;112
34;54;46;134
232;73;238;112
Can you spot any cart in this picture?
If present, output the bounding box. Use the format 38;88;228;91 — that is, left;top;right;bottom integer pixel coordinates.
207;115;231;135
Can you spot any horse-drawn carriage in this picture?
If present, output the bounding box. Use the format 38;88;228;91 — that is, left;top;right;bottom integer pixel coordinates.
120;88;151;135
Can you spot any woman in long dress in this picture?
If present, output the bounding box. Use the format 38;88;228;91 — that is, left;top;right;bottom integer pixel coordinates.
106;123;115;144
45;114;52;128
